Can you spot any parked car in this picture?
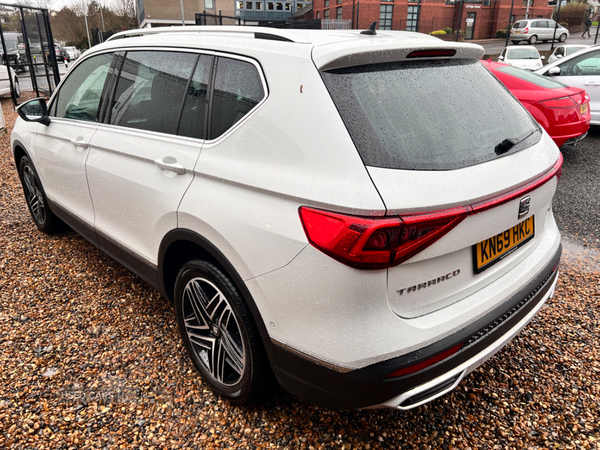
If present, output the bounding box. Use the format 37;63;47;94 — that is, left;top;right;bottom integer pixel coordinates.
536;45;600;125
12;26;562;410
64;46;80;60
0;59;20;98
548;44;589;64
510;19;569;44
54;43;69;62
2;32;28;73
499;45;545;70
482;60;590;147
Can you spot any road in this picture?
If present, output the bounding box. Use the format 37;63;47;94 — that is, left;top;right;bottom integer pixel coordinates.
478;26;600;55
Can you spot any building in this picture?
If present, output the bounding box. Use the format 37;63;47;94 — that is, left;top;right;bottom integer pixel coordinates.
312;0;555;39
136;0;235;27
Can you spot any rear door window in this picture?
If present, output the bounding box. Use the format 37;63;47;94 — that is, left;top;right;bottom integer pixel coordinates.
209;56;265;139
109;51;197;135
321;59;540;171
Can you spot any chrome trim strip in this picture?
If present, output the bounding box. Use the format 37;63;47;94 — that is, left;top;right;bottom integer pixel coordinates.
374;272;559;410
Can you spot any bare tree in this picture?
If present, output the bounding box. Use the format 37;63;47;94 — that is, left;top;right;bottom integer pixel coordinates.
111;0;137;29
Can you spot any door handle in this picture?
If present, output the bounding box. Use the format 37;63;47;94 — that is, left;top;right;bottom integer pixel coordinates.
584;82;599;86
70;137;88;150
154;157;186;175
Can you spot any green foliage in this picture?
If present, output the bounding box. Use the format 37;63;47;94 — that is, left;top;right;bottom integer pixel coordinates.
552;2;590;27
496;29;507;38
430;30;447;35
442;27;453;34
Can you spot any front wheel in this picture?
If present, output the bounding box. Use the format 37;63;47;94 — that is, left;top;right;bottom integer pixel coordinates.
559;33;567;42
12;78;20;98
19;156;62;233
529;35;538;44
174;260;269;403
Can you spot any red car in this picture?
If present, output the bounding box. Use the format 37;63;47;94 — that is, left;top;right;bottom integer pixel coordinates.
482;60;590;147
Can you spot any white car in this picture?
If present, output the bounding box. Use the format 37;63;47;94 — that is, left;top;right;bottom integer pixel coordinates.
11;26;562;410
0;61;19;98
547;45;589;65
499;45;545;70
63;46;80;61
510;19;569;45
536;45;600;125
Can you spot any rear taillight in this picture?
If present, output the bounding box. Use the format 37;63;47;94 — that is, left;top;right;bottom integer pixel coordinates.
299;207;467;270
524;27;529;33
540;96;578;109
407;49;457;58
299;154;563;270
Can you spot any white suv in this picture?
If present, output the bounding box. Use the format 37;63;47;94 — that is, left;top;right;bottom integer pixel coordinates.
12;26;562;410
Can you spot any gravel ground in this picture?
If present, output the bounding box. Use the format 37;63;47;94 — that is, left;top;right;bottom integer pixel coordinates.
1;98;599;449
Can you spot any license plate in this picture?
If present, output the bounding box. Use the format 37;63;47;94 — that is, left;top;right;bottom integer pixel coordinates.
473;216;535;273
514;30;521;33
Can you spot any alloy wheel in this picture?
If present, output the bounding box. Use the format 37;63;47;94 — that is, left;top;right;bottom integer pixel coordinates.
22;164;45;225
182;277;246;386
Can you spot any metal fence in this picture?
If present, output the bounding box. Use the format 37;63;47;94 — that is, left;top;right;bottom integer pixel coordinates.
322;19;352;29
0;3;60;106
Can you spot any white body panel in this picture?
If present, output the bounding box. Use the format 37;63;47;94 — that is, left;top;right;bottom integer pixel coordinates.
33;119;98;226
86;125;200;264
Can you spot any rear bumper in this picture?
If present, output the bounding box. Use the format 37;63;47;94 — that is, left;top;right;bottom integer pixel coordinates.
272;244;561;410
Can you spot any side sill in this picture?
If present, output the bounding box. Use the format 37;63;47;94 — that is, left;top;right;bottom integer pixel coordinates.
46;198;160;290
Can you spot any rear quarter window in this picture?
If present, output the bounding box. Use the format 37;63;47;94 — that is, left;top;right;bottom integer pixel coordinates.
320;59;540;171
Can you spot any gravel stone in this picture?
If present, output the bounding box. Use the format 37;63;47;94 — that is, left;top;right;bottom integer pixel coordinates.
1;98;599;449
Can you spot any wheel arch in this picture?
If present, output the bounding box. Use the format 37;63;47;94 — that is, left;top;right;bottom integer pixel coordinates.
158;228;285;386
12;140;30;177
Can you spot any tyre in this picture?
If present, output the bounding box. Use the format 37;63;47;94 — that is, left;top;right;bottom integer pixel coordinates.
529;35;538;44
511;40;519;44
559;33;567;42
174;260;268;403
12;78;20;98
18;156;62;233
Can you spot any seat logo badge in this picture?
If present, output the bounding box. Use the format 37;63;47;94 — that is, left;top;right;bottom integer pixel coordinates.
518;195;531;219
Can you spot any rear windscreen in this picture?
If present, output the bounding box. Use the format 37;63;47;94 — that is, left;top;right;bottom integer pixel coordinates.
320;59;540;171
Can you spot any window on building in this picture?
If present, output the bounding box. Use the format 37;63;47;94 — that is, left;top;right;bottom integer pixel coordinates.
380;4;393;30
317;11;320;17
297;3;303;9
336;6;342;18
324;8;329;18
325;0;329;7
238;1;243;8
337;0;342;4
406;5;418;31
205;0;214;8
522;0;531;6
277;2;283;9
256;2;263;8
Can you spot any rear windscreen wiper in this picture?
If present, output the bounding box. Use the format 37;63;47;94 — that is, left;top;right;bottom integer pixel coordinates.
495;130;535;155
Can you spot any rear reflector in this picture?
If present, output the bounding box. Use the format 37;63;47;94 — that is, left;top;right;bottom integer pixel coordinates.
386;343;463;378
407;49;457;58
299;154;562;269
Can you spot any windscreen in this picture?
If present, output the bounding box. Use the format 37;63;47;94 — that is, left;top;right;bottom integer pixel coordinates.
321;59;540;171
507;48;540;59
494;64;568;89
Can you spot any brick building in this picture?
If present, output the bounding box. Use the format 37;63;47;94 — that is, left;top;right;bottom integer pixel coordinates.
312;0;555;39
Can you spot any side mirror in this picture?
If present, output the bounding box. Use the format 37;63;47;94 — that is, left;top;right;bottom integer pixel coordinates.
498;55;504;61
16;98;50;126
541;55;546;60
548;66;561;76
557;54;563;59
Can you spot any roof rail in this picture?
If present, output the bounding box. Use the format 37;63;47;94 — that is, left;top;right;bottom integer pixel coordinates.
106;25;297;43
